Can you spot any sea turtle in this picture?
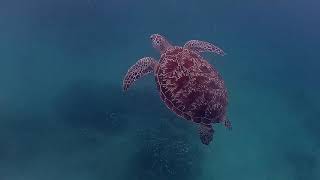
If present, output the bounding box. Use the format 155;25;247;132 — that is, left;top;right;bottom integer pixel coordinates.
122;34;231;145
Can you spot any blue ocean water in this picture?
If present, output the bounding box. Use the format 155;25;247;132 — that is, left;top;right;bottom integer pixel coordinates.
0;0;319;179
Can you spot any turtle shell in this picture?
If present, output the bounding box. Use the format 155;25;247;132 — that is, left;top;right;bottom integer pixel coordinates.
155;47;228;124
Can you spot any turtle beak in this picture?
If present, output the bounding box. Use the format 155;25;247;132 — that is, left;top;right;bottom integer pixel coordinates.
150;34;155;40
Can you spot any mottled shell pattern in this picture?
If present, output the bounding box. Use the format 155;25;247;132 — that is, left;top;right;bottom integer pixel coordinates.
155;47;228;125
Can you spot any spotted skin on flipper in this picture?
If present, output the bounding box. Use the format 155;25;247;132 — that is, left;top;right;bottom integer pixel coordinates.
184;40;226;56
123;57;158;91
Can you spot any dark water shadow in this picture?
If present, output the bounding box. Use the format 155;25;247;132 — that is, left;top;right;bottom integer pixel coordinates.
53;79;127;134
284;149;318;180
281;88;320;137
53;79;174;134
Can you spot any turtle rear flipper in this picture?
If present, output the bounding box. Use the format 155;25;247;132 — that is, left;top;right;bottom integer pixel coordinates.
223;117;232;130
123;57;158;91
199;124;214;145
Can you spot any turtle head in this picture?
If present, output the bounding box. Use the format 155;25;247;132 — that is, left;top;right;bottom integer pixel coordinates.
150;34;172;54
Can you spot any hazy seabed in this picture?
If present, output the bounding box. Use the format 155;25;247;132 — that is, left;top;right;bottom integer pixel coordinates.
0;0;319;180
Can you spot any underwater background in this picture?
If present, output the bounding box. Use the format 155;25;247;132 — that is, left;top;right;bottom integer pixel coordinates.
0;0;319;179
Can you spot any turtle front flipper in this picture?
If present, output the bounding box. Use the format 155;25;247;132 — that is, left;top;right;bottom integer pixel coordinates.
184;40;226;56
123;57;158;91
199;123;214;145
